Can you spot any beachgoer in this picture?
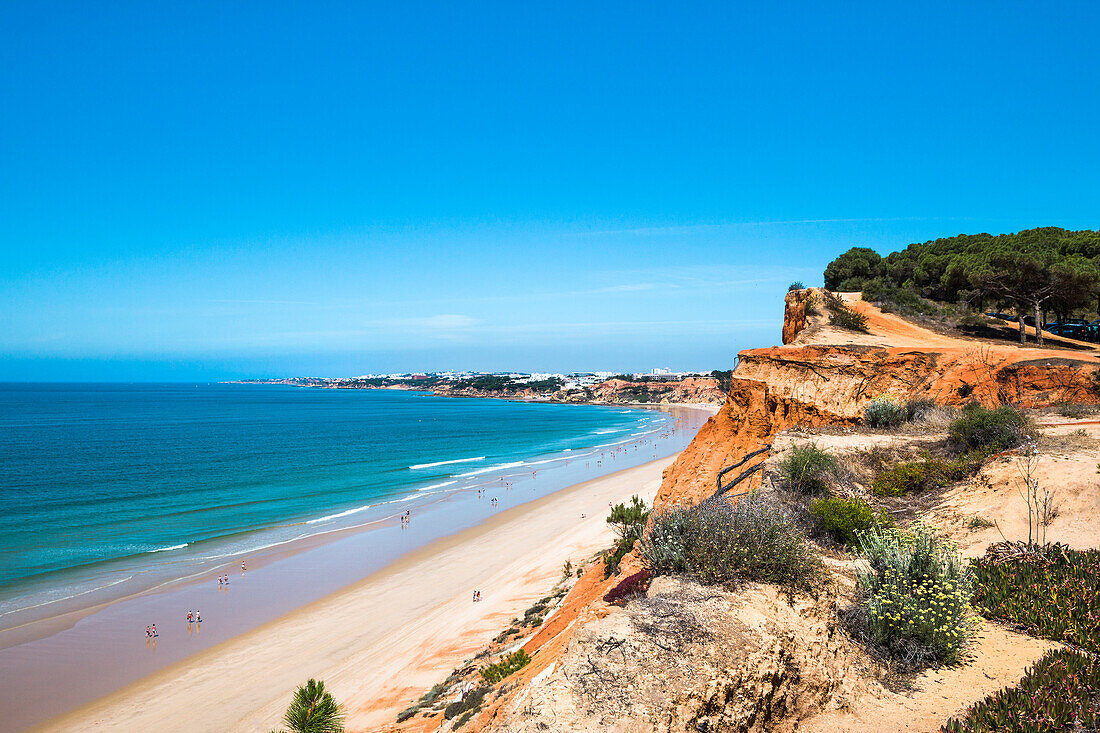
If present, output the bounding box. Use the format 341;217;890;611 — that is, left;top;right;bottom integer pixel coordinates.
196;612;201;623
146;625;151;638
187;610;192;623
151;624;157;637
241;561;246;572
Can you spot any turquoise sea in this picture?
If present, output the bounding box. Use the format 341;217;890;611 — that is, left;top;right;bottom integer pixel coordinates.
0;383;676;626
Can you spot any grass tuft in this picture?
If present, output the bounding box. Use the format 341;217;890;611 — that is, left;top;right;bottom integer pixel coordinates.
777;443;837;495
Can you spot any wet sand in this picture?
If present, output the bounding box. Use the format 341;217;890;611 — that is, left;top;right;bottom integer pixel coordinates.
33;453;679;732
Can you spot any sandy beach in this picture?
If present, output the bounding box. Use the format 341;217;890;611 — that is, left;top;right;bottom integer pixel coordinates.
35;454;677;732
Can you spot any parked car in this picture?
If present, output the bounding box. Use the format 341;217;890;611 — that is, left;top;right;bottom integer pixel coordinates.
1045;321;1099;342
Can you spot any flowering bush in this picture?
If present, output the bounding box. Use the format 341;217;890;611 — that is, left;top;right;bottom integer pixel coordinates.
604;569;652;604
970;544;1100;653
857;523;972;665
641;493;823;593
940;649;1100;732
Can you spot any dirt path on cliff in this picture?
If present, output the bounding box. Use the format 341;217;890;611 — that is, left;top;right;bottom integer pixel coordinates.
795;291;1100;366
800;620;1055;733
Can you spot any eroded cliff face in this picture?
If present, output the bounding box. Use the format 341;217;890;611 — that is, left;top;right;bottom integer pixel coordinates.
653;291;1100;511
586;376;725;405
655;375;851;508
433;376;726;406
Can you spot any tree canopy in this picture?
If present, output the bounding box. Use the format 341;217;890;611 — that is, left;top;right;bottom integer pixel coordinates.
822;228;1100;343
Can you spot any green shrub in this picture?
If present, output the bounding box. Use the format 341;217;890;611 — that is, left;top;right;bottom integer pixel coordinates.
970;543;1100;654
606;495;649;541
863;396;907;428
443;686;489;719
905;397;937;421
948;403;1028;452
480;650;530;684
642;493;824;593
803;291;820;315
857;523;972;665
861;280;944;318
871;453;976;497
809;496;893;546
829;307;869;332
788;281;804;292
824;290;845;311
777;443;837;495
603;536;635;578
276;679;345;733
940;649;1100;732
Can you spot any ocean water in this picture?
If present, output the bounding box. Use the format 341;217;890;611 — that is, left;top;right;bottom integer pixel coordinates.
0;383;674;627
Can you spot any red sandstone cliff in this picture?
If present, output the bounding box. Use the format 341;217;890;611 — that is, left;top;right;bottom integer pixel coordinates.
654;289;1100;510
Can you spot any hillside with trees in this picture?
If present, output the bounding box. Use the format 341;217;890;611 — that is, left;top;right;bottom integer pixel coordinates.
823;227;1100;344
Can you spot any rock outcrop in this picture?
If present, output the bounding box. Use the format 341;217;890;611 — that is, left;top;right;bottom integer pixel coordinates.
781;289;812;344
476;578;866;733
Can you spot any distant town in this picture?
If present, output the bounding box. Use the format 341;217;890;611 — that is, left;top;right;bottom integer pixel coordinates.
237;368;731;405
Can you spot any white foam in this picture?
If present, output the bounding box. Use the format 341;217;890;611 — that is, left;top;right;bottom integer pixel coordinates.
307;504;374;524
417;480;457;491
459;461;525;477
409;456;485;470
148;543;188;553
0;574;134;619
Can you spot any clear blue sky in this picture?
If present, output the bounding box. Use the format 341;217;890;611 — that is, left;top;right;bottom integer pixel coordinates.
2;2;1098;380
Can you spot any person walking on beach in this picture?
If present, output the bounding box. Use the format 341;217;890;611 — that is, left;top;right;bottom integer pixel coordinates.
187;610;192;624
146;625;151;638
151;624;157;637
241;561;247;572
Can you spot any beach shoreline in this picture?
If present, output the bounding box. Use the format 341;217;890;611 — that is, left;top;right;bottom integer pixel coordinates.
0;396;714;649
33;453;680;732
1;401;715;733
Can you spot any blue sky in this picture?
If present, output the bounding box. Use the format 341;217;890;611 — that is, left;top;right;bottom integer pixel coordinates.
2;2;1098;380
